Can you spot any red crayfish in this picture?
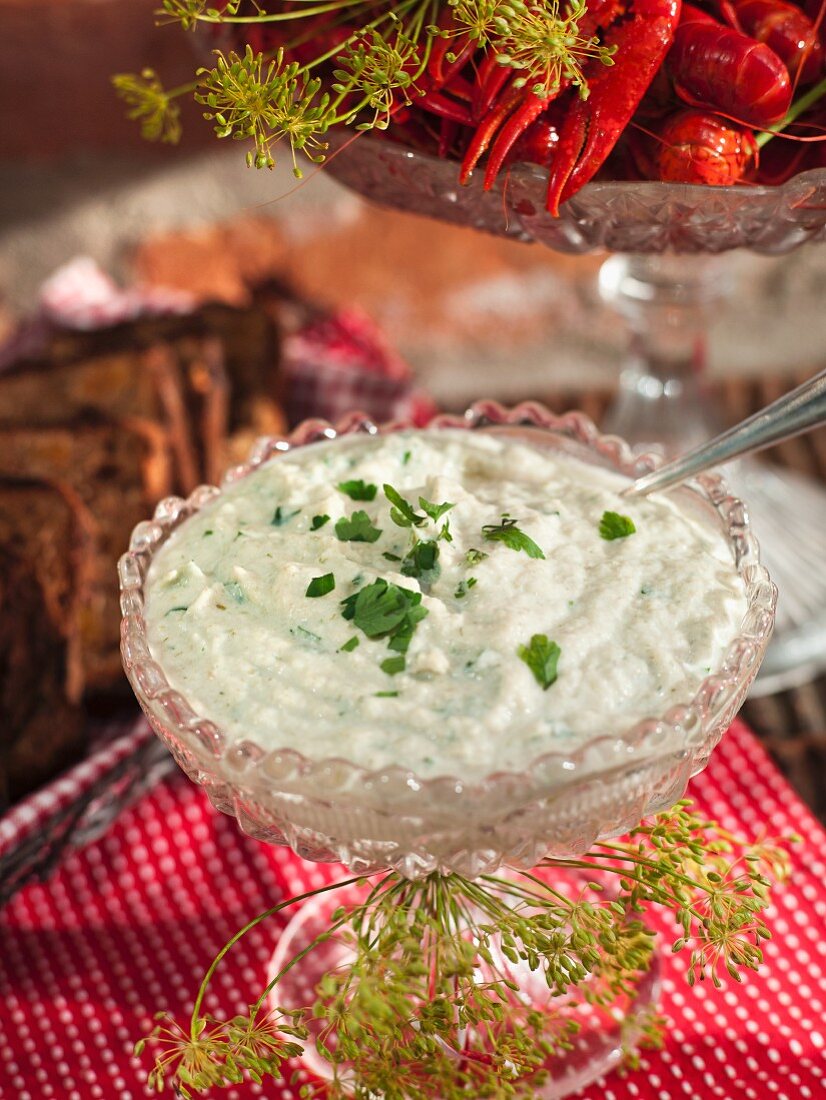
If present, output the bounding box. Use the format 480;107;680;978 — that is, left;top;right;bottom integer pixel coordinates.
264;0;826;212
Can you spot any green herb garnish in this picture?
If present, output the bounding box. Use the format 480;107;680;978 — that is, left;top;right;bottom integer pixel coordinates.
419;497;454;523
380;655;406;676
517;634;561;690
341;579;425;639
374;690;399;698
482;515;545;559
339;636;359;652
340;578;427;668
382;552;402;563
454;578;477;599
290;625;321;644
338;479;378;502
311;514;330;530
306;573;335;598
465;548;488;566
402;450;412;465
599;511;636;540
271;505;300;527
383;484;426;528
335;511;382;543
438;519;453;543
400;540;440;585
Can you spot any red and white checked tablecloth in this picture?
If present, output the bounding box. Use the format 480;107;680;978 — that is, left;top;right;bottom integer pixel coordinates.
1;719;825;1100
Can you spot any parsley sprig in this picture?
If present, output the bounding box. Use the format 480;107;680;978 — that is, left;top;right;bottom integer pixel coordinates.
383;484;454;530
517;633;561;690
599;511;636;540
400;539;440;585
338;479;378;502
335;511;382;543
482;515;545;559
306;573;335;598
383;484;426;528
341;578;427;674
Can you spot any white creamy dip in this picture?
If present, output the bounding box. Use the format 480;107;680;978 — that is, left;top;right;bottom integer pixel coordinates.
145;430;747;780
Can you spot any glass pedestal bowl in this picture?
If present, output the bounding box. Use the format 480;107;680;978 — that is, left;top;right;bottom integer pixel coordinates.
323;133;826;692
119;401;775;877
119;403;774;1096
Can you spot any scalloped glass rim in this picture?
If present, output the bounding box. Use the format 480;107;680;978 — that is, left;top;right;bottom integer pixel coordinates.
119;401;776;811
323;131;826;255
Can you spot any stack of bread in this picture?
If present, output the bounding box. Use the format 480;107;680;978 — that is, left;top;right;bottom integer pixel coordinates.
0;296;293;807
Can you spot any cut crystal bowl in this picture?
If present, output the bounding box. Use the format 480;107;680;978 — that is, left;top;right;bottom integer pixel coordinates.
324;132;826;255
119;401;776;879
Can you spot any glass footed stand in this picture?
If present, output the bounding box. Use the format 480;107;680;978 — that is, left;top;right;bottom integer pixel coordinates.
323;133;826;693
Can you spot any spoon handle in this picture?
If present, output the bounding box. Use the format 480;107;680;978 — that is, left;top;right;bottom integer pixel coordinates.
623;367;826;498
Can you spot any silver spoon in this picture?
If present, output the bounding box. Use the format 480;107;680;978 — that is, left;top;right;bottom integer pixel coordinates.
622;367;826;498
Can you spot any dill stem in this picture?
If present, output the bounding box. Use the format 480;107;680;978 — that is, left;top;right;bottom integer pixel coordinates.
191;0;374;25
189;873;363;1036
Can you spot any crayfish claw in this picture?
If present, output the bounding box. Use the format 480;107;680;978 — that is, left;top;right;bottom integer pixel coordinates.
543;0;681;214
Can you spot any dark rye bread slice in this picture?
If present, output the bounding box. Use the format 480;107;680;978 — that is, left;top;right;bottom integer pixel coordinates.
0;476;96;704
0;480;93;805
0;417;173;692
17;302;284;466
0;544;86;806
0;340;205;495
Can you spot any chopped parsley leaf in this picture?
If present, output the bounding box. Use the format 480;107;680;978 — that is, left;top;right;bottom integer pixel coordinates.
306;573;335;598
341;579;422;637
400;539;440;584
165;606;188;615
203;530;213;537
482;515;545;559
335;511;382;543
272;505;301;527
375;690;399;698
419;496;454;523
438;519;453;543
599;511;636;540
402;450;412;465
291;625;321;643
338;479;378;502
382;552;402;562
311;514;330;530
465;548;488;566
339;636;359;652
454;577;477;599
341;579;428;664
517;634;561;690
380;655;406;676
383;484;426;528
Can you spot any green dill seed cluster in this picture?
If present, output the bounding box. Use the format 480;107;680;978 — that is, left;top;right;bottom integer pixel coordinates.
135;802;795;1098
113;0;617;177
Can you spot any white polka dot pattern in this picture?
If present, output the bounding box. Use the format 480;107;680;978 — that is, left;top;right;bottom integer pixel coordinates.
0;719;824;1099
